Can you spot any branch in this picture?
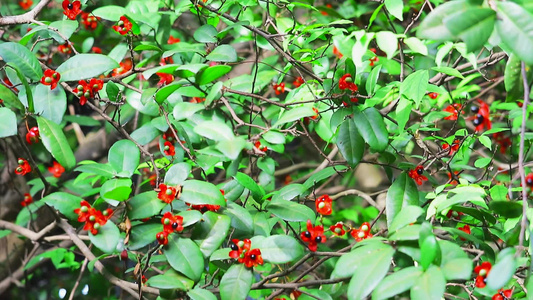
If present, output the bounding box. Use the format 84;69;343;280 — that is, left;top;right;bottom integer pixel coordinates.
0;220;56;241
0;0;52;26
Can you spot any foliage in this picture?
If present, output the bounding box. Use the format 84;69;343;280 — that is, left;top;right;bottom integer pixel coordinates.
0;0;533;299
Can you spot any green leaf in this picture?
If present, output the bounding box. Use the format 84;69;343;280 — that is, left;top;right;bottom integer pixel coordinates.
417;0;469;41
217;137;247;160
443;8;495;53
419;233;438;271
496;2;533;65
89;221;120;254
0;42;43;81
164;162;191;185
106;82;120;102
43;192;81;221
504;53;524;102
384;0;403;21
108;140;140;177
404;37;428;55
9;64;34;112
274;106;316;127
336;118;364;167
100;178;132;205
163;236;205;282
303;166;348;190
220;264;252;300
0;84;23;111
206;45;237;62
192;211;231;257
48;20;79;44
147;272;187;290
173;102;204;121
91;5;127;21
127;223;160;250
234;172;265;203
347;245;395;300
366;65;382;95
194;24;219;43
389;205;423;233
155;83;182;104
267;200;315;223
127;191;167;220
33;84;67;124
411;266;445;300
352;107;389;152
179;210;204;228
181;180;226;206
196;65;231;86
225;202;253;234
431;66;465;80
372;266;423;300
487;247;516;290
261;235;304;264
37;116;76;170
188;288;217;300
56;54;119;82
75;163;115;178
130;123;159;145
386;173;419;228
375;31;397;59
400;70;429;108
0;108;17;138
194;120;234;141
441;258;473;280
489;201;523;218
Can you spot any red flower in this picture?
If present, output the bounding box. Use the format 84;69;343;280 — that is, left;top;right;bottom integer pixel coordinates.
447;171;460;185
315;195;332;215
333;46;343;59
471;99;491;132
58;42;72;55
89;78;103;93
15;158;31;175
339;74;358;93
446;209;464;219
73;200;109;235
2;77;18;92
242;248;263;268
493;132;511;154
427;92;439;99
188;204;221;213
311;107;319;120
474;261;492;288
73;80;93;106
162;141;175;156
457;224;470;241
157;184;177;204
161;211;183;233
40;69;61;90
21;193;33;207
190;97;205;103
62;1;82;20
26;127;40;144
293;77;304;87
156;231;169;245
408;165;427;185
229;239;251;261
168;35;181;44
284;175;292;185
350;222;373;242
81;12;100;30
160;56;174;66
113;16;133;35
329;222;346;236
273;82;285;95
254;141;267;152
525;173;533;188
300;220;326;252
162;128;176;142
443;103;462;121
156;73;174;86
369;53;379;67
19;0;33;10
91;46;102;54
111;60;132;76
442;139;460;156
492;289;513;300
48;161;65;178
321;4;332;15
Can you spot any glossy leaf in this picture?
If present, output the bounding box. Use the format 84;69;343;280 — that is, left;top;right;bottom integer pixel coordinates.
127;191;167;220
206;45;237;62
267;200;315;223
386;173;419;228
194;24;218;43
496;2;533;65
352;107;389;152
372;266;423;300
220;264;252;300
89;221;120;254
417;0;469;41
234;172;265;203
260;235;304;264
100;178;132;205
181;180;226;206
336;118;364;167
127;223;160;250
400;70;429;108
33;83;67;124
188;289;217;300
108;140;140;177
37;116;76;170
192;211;231;257
196;65;231;86
0;108;17;138
173;102;204;121
441;258;472;280
486;248;516;290
0;42;43;81
56;54;119;82
194;120;234;141
443;8;495;53
43;192;81;221
164;162;191;185
163;236;205;282
410;266;446;300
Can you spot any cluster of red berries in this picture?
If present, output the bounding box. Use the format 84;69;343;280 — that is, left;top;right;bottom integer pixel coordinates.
470;99;491;132
474;261;491;288
427;92;439;99
369;48;379;66
26;127;39;144
443;103;462;121
493;132;512;153
73;200;113;235
62;1;82;20
229;239;263;268
339;74;358;93
408;165;428;185
301;220;326;252
492;288;513;300
48;161;65;178
168;36;181;44
190;97;206;103
161;128;176;157
333;46;343;59
21;193;33;207
111;60;133;77
315;195;332;215
351;222;373;241
157;184;178;204
19;0;32;10
15;158;31;175
58;43;72;55
254;141;267;152
73;78;103;106
293;77;304;88
40;69;61;90
81;12;100;30
113;16;133;35
156;212;184;245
